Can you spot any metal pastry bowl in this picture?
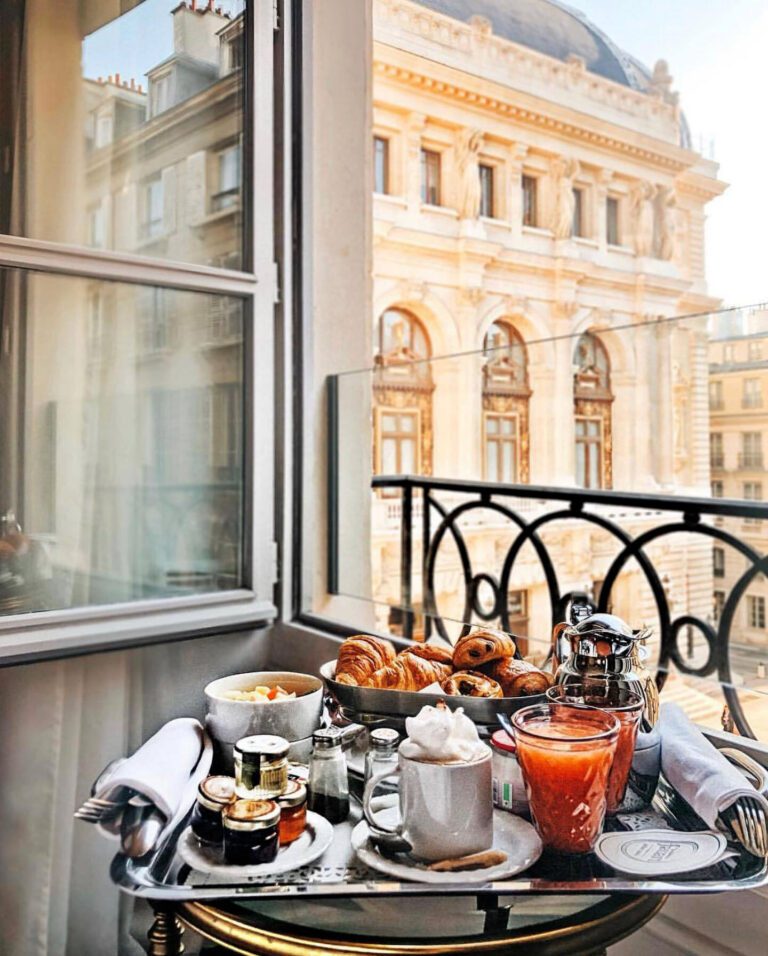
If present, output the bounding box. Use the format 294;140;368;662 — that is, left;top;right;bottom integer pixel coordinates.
320;660;545;728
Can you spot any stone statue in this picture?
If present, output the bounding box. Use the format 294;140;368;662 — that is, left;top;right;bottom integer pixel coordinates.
550;157;579;239
658;186;677;261
630;181;656;257
456;128;483;220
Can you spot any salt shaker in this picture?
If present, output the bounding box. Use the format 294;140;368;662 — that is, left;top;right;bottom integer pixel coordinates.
363;728;399;790
307;728;350;823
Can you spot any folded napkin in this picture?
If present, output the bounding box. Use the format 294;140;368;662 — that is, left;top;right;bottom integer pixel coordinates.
96;717;212;821
658;703;768;828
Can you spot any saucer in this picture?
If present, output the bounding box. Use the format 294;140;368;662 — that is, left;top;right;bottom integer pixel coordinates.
351;808;542;884
178;811;333;878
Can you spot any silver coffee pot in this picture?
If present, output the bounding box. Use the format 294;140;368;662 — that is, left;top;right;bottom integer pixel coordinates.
552;611;660;727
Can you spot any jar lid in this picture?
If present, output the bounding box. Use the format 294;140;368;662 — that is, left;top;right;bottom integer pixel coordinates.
222;799;280;831
370;728;399;749
490;729;517;754
197;775;236;811
234;734;290;758
594;829;728;876
276;780;307;808
312;728;343;750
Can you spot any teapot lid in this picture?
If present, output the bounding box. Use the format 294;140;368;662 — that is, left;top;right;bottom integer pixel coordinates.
570;612;651;643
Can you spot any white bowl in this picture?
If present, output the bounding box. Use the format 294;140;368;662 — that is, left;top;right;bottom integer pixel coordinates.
204;671;324;763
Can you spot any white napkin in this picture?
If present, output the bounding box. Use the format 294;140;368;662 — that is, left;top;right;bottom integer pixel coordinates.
96;717;212;821
658;703;768;828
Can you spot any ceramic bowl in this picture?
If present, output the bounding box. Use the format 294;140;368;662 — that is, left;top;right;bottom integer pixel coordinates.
204;671;323;770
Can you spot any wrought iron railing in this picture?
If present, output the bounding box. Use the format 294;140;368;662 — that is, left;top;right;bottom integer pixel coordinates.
365;475;768;739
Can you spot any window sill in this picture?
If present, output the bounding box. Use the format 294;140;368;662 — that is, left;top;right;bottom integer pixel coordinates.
419;203;457;218
0;591;276;665
194;206;242;230
522;225;552;238
573;236;598;248
607;243;634;256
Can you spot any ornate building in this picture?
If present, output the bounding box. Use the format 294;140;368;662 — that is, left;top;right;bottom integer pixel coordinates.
369;0;725;644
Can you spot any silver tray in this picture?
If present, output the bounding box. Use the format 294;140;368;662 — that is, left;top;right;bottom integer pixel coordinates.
319;660;544;727
110;774;768;901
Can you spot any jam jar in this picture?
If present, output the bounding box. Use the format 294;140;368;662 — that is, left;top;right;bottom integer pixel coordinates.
276;780;307;845
234;735;289;798
190;775;236;845
222;799;280;866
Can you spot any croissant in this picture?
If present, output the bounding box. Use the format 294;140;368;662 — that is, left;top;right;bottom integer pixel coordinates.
362;653;452;691
399;643;454;667
484;657;554;697
452;630;516;670
441;670;503;698
335;635;396;686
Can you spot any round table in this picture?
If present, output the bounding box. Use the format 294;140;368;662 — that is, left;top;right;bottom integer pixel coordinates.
149;892;666;955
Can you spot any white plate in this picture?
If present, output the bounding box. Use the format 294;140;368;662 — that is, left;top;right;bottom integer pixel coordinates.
595;829;729;876
352;807;542;884
178;811;333;878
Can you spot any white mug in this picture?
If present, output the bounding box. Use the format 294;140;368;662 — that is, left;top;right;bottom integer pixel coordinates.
363;745;493;861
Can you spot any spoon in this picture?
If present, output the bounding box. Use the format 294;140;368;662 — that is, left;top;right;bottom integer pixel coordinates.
121;807;167;858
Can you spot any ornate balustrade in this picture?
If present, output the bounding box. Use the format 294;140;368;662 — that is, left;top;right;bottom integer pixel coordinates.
364;475;768;738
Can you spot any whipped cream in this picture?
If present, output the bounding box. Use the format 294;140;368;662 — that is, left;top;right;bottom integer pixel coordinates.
401;704;489;763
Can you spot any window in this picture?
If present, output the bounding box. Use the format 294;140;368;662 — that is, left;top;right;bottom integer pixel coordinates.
572;187;585;237
713;547;725;578
724;344;736;362
522;174;537;226
743;378;762;408
479;163;495;218
573;333;612;488
420;149;441;205
710;433;724;468
743;480;762;525
228;36;244;72
714;590;725;623
149;73;172;117
484;413;518;483
88;204;106;248
141;176;165;239
0;0;273;655
606;196;620;245
709;381;724;410
374;136;389;195
378;411;419;473
748;595;766;629
213;144;241;211
740;432;763;468
94;112;113;149
711;480;724;497
575;417;603;488
508;589;529;650
749;340;763;361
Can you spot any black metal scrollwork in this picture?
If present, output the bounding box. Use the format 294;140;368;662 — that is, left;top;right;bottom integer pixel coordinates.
370;476;768;739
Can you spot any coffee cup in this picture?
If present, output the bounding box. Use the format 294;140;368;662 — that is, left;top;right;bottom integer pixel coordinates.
362;742;493;862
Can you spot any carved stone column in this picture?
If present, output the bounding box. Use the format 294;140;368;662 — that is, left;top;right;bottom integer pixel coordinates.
654;320;675;488
405;111;427;215
507;143;529;243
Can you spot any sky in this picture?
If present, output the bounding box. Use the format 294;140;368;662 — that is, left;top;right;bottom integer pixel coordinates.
84;0;767;309
568;0;768;308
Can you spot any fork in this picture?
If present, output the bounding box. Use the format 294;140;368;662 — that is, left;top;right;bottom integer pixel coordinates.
721;797;768;858
74;757;129;823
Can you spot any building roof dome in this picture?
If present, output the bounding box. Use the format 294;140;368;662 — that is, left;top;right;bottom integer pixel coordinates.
415;0;653;93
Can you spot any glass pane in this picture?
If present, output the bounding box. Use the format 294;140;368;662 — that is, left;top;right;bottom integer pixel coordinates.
486;440;498;480
501;417;514;436
502;440;514;481
4;0;246;268
485;417;498;435
381;438;397;473
400;415;415;433
575;441;585;486
401;438;416;474
0;268;244;615
381;414;397;432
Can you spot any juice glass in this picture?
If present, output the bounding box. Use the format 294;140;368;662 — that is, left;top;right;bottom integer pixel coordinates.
511;703;619;855
546;681;644;814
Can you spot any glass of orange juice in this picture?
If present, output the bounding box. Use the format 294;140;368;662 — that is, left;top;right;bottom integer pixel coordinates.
511;703;619;855
546;680;644;814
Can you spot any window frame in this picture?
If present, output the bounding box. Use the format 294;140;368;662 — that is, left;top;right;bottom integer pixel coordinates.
420;148;441;206
483;410;518;483
478;162;495;219
0;0;278;663
521;173;538;227
606;194;620;246
373;135;389;195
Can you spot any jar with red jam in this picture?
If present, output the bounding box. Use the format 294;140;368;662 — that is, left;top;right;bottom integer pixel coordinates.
276;780;307;845
222;799;280;866
190;775;236;846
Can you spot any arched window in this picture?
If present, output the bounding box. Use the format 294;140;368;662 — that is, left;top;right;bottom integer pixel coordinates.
373;308;433;476
573;332;613;489
482;320;530;484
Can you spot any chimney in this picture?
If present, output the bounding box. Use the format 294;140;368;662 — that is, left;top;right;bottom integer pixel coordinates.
207;0;214;10
115;72;121;85
191;0;196;10
130;78;135;90
108;74;113;83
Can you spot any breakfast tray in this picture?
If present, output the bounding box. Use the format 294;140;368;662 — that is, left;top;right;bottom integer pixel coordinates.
111;772;768;901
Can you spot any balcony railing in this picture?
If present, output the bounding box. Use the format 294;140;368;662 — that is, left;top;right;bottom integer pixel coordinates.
352;475;768;739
